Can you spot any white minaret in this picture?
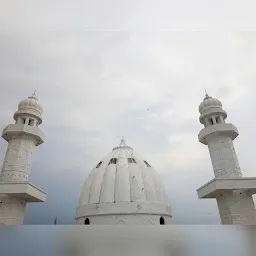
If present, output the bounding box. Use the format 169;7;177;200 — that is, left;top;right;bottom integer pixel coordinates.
0;92;47;225
197;93;256;224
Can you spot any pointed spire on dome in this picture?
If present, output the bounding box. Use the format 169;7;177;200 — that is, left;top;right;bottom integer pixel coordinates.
113;136;133;151
204;89;212;100
28;90;38;100
119;136;126;146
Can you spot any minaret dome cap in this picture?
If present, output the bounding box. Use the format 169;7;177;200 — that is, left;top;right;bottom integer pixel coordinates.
17;91;43;115
13;91;43;124
199;93;222;114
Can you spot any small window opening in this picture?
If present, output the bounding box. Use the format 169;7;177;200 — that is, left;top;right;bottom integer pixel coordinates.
96;161;103;168
84;218;90;225
209;118;214;125
28;119;32;126
128;158;136;163
160;217;165;225
216;116;221;124
108;158;117;165
22;118;26;124
144;161;151;167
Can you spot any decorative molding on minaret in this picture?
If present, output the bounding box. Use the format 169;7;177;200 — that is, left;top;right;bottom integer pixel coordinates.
0;94;47;225
197;94;256;224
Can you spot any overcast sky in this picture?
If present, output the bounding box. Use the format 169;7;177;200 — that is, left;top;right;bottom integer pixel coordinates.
1;1;256;224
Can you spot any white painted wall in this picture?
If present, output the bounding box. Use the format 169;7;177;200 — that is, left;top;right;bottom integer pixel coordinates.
0;195;27;224
216;190;256;224
207;134;242;178
76;214;172;225
1;135;36;182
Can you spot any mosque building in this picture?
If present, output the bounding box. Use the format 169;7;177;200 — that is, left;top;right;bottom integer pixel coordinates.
0;92;256;225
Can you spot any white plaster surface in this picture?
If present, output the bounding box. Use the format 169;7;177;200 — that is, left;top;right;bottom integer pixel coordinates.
198;94;256;224
216;190;256;224
76;214;172;225
197;178;256;198
76;202;171;217
2;124;44;145
0;94;46;225
207;134;242;178
198;123;239;145
76;139;172;224
1;136;36;182
0;195;27;224
0;182;46;202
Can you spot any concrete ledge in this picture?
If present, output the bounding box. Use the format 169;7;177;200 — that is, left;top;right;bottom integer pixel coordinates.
76;202;172;218
197;177;256;198
0;182;47;202
198;123;238;145
2;124;44;145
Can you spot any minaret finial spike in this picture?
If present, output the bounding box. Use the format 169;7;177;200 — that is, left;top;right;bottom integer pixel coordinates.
33;90;36;96
204;89;211;99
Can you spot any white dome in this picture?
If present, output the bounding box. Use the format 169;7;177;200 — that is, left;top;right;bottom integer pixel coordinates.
18;94;43;115
14;92;43;124
76;138;172;224
199;94;222;113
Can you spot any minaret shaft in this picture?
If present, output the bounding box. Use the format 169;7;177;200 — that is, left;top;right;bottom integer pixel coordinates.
207;134;242;178
1;135;35;182
216;190;256;224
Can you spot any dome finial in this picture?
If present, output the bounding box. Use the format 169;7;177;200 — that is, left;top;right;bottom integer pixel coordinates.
120;136;126;146
204;89;211;100
29;90;38;100
113;136;133;151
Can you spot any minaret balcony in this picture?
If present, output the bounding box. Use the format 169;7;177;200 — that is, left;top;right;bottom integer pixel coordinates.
0;182;46;202
197;177;256;199
2;124;44;145
198;123;239;145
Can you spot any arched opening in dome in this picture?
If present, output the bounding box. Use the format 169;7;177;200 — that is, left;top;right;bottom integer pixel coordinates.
160;217;165;225
128;158;136;163
96;161;103;168
84;218;90;225
108;158;117;165
144;161;151;167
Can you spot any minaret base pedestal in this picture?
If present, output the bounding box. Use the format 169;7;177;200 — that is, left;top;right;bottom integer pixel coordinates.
197;178;256;224
0;182;46;225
